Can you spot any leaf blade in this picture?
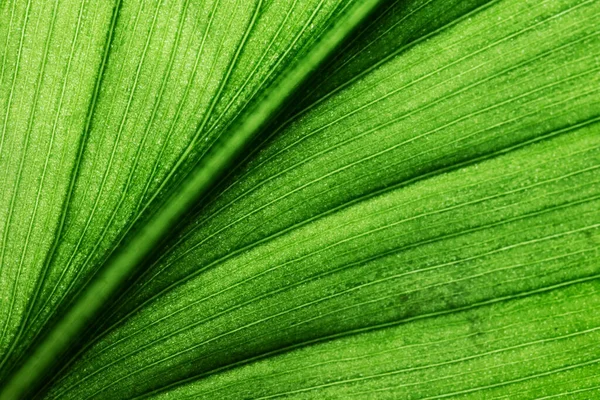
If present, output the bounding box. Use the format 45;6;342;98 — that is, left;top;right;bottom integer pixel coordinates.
0;0;384;397
45;0;600;397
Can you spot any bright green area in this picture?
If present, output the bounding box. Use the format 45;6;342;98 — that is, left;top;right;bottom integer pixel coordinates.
151;282;600;399
0;0;599;398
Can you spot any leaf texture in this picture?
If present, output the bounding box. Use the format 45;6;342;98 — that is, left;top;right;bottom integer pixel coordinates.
0;0;118;374
0;0;599;398
0;0;383;397
40;0;600;398
149;282;600;399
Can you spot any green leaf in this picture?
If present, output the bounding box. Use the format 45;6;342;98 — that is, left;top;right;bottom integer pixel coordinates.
0;0;382;396
1;0;599;398
146;282;600;399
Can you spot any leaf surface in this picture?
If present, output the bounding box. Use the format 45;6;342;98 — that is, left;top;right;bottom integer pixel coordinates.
0;0;382;396
41;0;600;398
0;0;599;398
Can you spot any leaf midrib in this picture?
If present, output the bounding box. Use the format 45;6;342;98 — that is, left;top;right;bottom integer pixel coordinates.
0;1;386;398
